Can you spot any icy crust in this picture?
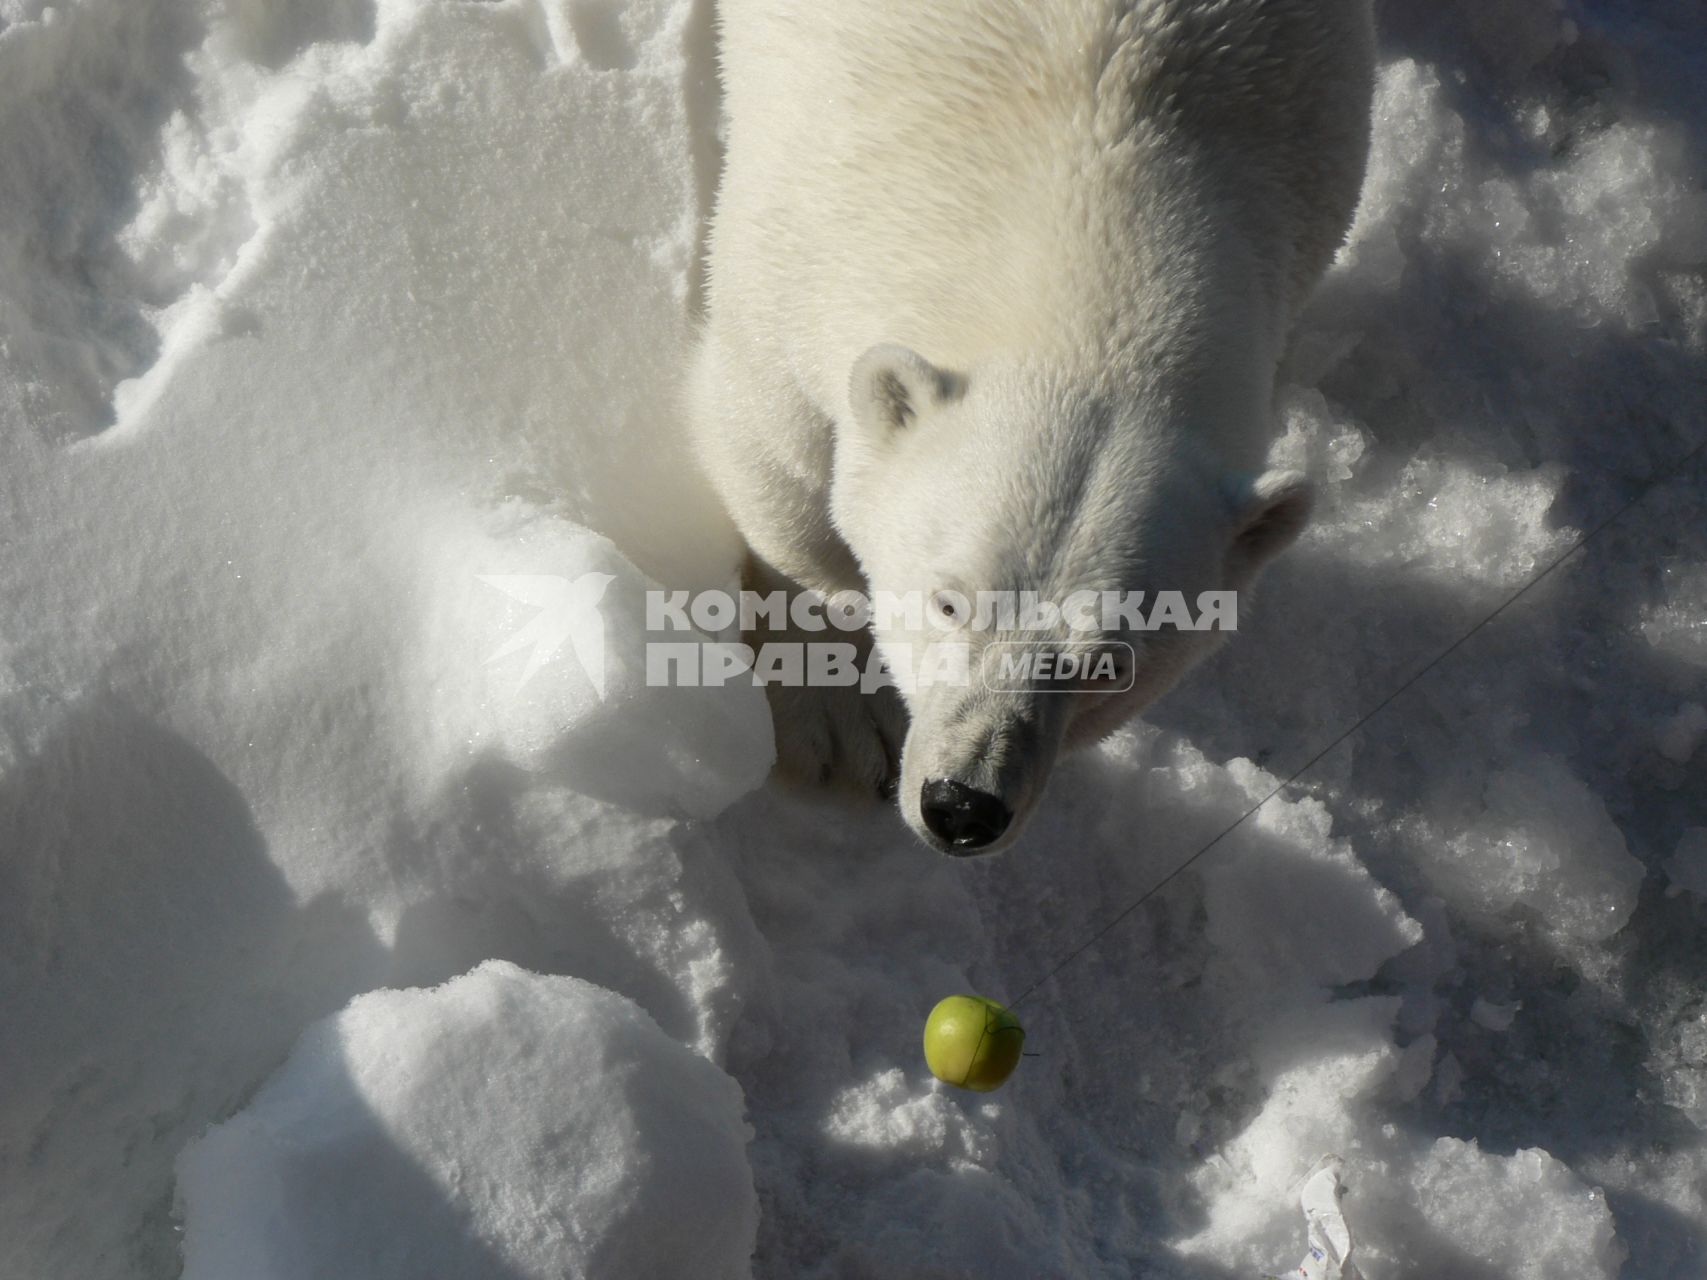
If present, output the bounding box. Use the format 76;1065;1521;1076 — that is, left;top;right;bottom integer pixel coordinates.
176;962;759;1280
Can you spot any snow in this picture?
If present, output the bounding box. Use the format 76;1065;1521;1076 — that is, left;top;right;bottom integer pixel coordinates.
1409;1141;1625;1280
1;0;1704;1277
1664;829;1707;899
1406;753;1645;945
1655;701;1707;765
175;962;758;1280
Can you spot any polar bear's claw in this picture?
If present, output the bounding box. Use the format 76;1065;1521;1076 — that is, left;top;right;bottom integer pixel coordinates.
766;679;908;803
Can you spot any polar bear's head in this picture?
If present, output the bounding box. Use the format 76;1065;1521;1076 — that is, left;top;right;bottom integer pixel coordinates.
832;344;1311;855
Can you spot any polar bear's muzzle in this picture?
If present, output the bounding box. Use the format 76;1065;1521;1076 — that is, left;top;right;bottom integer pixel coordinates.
919;778;1012;853
902;694;1069;855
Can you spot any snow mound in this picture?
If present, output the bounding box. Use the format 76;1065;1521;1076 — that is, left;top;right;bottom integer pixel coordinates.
177;962;758;1280
429;519;773;820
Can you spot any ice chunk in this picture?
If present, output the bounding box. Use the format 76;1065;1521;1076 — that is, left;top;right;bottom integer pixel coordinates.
1653;1003;1707;1130
1412;1140;1624;1280
1643;563;1707;672
176;962;758;1280
1270;387;1369;490
1333;456;1573;590
1471;997;1522;1032
1410;754;1644;943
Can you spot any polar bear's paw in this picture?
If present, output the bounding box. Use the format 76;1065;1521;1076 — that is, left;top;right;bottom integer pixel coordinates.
765;679;908;802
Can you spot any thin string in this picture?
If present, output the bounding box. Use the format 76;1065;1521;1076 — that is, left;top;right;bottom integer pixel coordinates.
1008;432;1707;1010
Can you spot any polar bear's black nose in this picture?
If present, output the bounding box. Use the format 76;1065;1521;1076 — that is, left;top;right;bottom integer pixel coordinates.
920;779;1011;852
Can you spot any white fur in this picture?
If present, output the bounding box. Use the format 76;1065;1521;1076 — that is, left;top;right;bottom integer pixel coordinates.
689;0;1375;851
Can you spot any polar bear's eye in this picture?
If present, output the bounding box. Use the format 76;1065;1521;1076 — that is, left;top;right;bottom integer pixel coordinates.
929;590;965;627
1088;641;1136;690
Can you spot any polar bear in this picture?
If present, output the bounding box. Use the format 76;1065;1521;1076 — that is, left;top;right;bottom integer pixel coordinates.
689;0;1374;854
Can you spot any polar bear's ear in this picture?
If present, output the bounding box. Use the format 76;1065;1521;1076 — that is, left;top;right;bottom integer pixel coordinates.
1227;470;1313;574
849;344;963;437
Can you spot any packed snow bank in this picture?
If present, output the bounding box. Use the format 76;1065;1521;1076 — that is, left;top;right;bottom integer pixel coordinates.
176;962;758;1280
2;0;1705;1277
1;1;762;1274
